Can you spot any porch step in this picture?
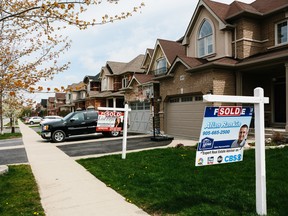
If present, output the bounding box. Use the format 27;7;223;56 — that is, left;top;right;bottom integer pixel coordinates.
248;128;288;139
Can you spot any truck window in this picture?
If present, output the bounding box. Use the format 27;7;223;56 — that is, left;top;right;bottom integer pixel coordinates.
86;111;98;120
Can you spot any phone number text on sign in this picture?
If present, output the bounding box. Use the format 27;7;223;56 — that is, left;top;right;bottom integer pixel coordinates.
202;129;230;136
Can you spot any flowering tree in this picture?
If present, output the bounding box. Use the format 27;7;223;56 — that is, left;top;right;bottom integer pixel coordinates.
0;0;144;132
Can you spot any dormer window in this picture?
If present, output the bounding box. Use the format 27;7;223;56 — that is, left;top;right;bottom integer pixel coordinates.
198;19;214;57
122;77;129;88
102;77;107;91
276;20;288;45
155;58;167;76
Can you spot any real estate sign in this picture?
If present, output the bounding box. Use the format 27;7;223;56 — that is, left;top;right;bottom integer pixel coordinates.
195;106;253;166
96;110;124;132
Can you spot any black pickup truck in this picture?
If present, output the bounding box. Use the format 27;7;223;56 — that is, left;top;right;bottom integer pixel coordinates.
41;110;120;142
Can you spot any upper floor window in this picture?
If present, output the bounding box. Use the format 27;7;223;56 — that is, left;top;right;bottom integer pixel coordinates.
122;77;129;88
154;58;167;76
276;20;288;45
80;91;86;99
102;77;107;91
198;20;213;57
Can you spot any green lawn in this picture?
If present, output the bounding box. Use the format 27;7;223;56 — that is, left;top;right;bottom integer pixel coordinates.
78;146;288;216
0;165;45;216
0;133;22;140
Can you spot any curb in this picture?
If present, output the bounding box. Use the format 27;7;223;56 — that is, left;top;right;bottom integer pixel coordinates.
0;165;9;175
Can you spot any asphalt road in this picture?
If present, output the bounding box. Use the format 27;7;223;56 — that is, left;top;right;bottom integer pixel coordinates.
0;138;28;165
0;134;173;165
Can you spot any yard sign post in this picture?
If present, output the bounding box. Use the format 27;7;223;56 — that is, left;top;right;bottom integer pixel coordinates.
203;87;269;216
98;104;131;159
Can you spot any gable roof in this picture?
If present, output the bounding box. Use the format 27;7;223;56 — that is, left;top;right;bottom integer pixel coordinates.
83;74;100;83
48;97;55;103
141;48;154;69
119;54;145;74
183;0;288;44
67;81;86;91
202;0;230;24
101;55;145;77
158;39;185;64
106;61;127;75
205;0;288;21
55;93;66;100
127;74;155;88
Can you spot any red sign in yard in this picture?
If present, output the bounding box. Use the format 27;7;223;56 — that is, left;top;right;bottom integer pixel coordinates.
217;106;244;116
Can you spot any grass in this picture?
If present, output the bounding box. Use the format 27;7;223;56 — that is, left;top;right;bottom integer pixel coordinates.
0;165;45;216
0;133;22;140
78;146;288;216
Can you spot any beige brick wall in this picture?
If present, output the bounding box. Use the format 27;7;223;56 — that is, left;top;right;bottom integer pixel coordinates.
234;18;263;59
160;66;235;101
262;13;286;47
234;12;286;59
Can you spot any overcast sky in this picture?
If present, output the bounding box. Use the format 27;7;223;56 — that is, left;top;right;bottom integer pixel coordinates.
30;0;254;103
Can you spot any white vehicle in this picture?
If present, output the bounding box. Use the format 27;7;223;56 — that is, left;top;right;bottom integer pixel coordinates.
40;116;63;125
27;116;43;125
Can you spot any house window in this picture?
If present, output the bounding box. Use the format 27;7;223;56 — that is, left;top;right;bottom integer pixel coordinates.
276;20;288;45
155;58;167;76
181;96;193;102
102;77;107;90
130;102;150;110
81;91;86;99
198;20;213;57
122;77;129;88
169;98;180;103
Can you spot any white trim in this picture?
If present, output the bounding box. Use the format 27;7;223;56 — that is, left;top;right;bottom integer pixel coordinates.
232;37;269;44
275;19;288;46
197;18;215;58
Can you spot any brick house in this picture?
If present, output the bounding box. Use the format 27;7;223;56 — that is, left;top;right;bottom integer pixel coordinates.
95;55;145;108
83;74;102;109
47;97;56;115
147;0;288;138
63;82;86;111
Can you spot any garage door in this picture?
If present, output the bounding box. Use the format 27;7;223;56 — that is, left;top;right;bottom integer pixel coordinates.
165;95;209;139
128;101;151;133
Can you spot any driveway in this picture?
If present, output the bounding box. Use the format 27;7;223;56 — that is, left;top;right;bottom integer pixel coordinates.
0;134;173;165
56;136;172;158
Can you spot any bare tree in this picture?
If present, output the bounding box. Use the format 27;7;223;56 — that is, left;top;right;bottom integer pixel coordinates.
0;0;144;133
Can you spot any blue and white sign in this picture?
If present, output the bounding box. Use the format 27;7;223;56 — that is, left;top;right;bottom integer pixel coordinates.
196;106;253;166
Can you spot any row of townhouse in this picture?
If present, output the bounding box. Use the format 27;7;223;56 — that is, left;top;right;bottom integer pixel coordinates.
39;0;288;139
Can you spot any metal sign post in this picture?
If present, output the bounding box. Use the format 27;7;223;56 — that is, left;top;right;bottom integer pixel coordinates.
203;87;269;216
98;104;131;159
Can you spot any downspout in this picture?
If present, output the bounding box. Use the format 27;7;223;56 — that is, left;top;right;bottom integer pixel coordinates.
234;25;237;59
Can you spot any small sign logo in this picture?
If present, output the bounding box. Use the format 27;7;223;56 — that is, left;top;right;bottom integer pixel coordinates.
199;137;214;150
217;156;223;163
208;156;214;164
197;158;204;165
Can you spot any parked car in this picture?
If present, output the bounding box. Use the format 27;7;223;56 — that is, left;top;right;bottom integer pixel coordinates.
41;110;121;142
26;116;43;125
40;115;63;126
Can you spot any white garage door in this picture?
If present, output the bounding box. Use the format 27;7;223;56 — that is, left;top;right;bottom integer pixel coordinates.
165;95;209;139
128;101;151;133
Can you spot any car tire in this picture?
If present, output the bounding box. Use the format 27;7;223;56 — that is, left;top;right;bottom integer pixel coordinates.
52;130;66;142
109;131;120;137
30;121;34;125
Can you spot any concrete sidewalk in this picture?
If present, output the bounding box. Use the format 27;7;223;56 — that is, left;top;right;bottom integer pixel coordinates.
18;121;149;216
